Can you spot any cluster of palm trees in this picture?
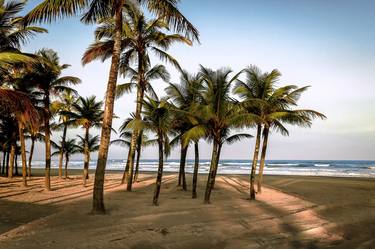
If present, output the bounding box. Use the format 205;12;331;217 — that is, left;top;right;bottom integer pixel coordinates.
113;65;325;205
0;0;325;214
0;0;105;187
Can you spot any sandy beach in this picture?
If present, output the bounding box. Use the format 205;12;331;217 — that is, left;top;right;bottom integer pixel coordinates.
0;170;374;249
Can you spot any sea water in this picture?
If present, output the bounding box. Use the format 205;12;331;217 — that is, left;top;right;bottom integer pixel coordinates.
28;159;375;178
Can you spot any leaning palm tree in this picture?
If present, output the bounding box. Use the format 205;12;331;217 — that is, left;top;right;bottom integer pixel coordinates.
66;96;103;186
184;66;257;203
0;88;40;185
127;96;172;205
165;70;203;192
21;49;81;190
25;0;198;214
255;87;326;193
51;90;78;179
82;7;191;191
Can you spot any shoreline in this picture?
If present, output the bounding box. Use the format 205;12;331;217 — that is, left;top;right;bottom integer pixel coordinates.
18;167;375;179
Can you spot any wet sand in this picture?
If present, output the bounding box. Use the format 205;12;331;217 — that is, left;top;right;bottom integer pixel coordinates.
0;170;374;248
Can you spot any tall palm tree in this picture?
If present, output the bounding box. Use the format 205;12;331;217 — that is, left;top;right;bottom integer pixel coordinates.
52;90;79;178
127;96;172;205
0;0;46;184
25;0;198;215
21;49;81;190
10;69;45;182
165;70;203;192
234;66;280;199
82;7;191;191
184;66;256;203
114;64;170;185
234;66;326;199
66;96;103;186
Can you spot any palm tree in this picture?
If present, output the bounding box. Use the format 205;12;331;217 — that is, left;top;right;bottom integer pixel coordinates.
66;96;103;186
0;0;46;184
0;115;17;178
76;134;100;179
0;88;40;185
25;0;198;215
21;49;81;190
52;138;80;179
165;70;203;192
112;117;154;183
255;87;326;193
9;69;45;182
82;8;191;191
234;66;281;199
114;64;170;185
234;66;326;198
127;97;172;205
52;90;78;179
25;129;44;179
184;66;256;203
0;0;47;66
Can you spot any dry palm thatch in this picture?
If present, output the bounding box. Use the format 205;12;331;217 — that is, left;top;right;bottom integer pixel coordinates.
0;88;40;129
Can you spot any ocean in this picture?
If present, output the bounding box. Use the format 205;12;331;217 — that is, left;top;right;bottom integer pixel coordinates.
28;159;375;178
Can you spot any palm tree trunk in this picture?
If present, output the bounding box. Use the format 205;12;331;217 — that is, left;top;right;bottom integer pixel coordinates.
58;123;68;179
153;135;164;206
28;138;35;179
211;143;222;190
192;141;199;198
92;2;124;214
15;153;19;176
179;140;188;190
250;124;262;200
121;153;130;184
134;143;141;182
18;124;27;187
44;94;51;191
204;140;219;203
8;142;15;178
5;148;10;176
126;62;145;191
257;127;269;193
134;131;143;182
65;154;69;179
1;150;5;175
83;126;90;186
0;149;2;175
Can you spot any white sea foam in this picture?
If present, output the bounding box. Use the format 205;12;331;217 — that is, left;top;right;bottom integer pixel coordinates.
314;164;330;167
267;163;300;166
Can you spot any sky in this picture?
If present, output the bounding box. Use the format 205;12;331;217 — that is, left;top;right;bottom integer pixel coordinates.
22;0;375;160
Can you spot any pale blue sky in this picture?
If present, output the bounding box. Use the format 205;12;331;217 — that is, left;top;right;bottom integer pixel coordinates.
23;0;375;160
